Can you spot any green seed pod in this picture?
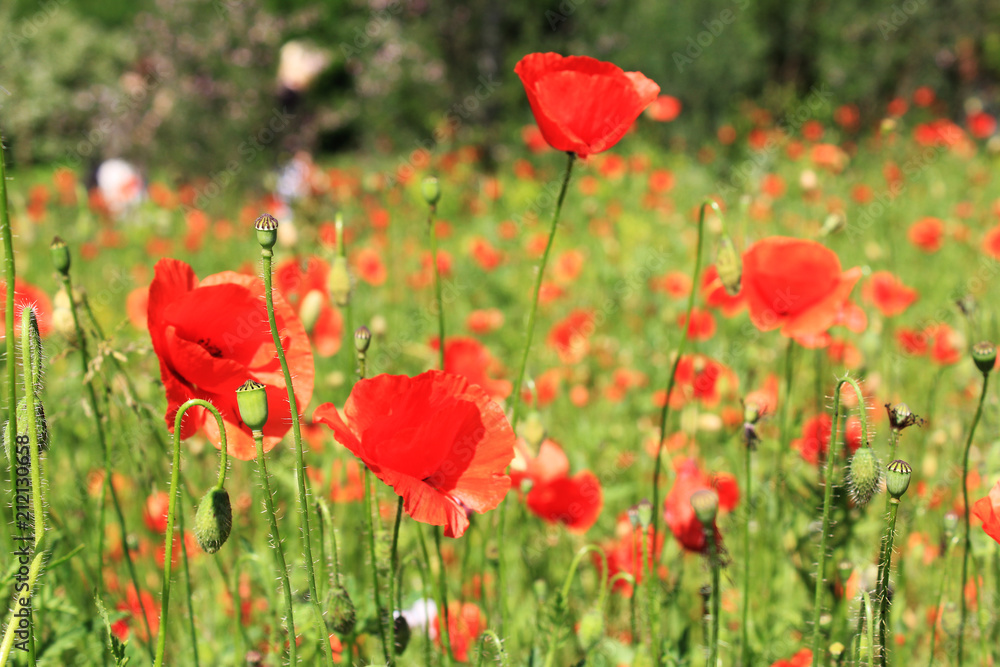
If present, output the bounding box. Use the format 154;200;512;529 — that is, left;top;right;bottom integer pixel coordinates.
327;256;352;307
971;341;997;375
885;459;912;499
847;446;881;507
715;234;741;296
576;608;604;652
354;326;372;353
50;236;71;276
421;176;441;207
236;379;269;431
194;487;233;554
328;584;356;635
393;614;411;655
634;499;652;529
299;289;324;334
690;489;719;526
254;213;279;251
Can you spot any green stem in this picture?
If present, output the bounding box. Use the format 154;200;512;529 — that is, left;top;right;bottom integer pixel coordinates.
59;270;153;658
812;377;868;667
388;495;404;658
498;151;576;635
740;441;752;666
862;589;875;667
650;200;717;555
364;467;392;664
428;202;446;370
153;399;228;667
0;131;16;550
261;250;335;667
776;338;796;481
706;523;721;667
926;535;953;666
876;499;900;666
542;545;607;667
433;526;454;666
252;428;297;665
958;370;990;666
176;499;200;667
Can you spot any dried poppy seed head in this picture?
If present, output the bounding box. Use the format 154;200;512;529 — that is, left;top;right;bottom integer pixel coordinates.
194;487;232;554
971;341;996;375
690;489;719;527
354;326;372;353
50;236;70;276
236;379;268;431
254;213;279;250
421;176;441;207
847;446;881;507
885;459;912;499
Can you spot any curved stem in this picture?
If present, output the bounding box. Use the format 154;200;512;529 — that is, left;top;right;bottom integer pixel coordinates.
651;200;717;551
261;251;335;667
153;399;228;667
811;376;867;667
253;428;297;665
498;151;576;635
958;371;990;666
59;270;153;658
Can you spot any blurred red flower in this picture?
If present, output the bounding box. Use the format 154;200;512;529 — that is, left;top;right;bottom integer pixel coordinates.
0;280;53;338
600;513;665;597
663;459;738;553
972;480;1000;544
274;256;344;357
908;217;945;252
147;258;314;460
792;414;863;465
678;307;716;341
646;94;682;122
511;439;602;533
547;309;594;364
314;370;514;538
432;336;512;402
771;648;813;667
433;602;485;662
112;586;159;642
862;271;918;317
741;237;861;338
515;52;660;158
143;491;170;533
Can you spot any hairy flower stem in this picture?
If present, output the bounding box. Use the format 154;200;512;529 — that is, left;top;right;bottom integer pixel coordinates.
416;524;452;666
58;269;153;658
363;468;392;663
0;133;16;551
427;202;446;371
926;534;955;666
651;200;717;551
958;371;990;666
876;499;900;666
740;442;753;666
705;524;721;667
498;150;575;633
811;377;869;667
260;250;335;667
154;399;228;667
253;429;298;664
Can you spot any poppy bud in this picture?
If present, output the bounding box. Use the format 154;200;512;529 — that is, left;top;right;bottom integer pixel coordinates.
690;489;719;526
715;234;741;296
327;256;352;307
847;446;881;507
236;379;269;431
194;487;233;554
971;341;996;375
22;307;44;393
576;608;604;652
5;396;49;462
634;499;652;529
885;459;912;499
254;213;279;251
328;584;356;635
820;212;847;237
299;289;324;333
421;177;441;207
393;614;411;655
50;236;70;276
354;326;372;353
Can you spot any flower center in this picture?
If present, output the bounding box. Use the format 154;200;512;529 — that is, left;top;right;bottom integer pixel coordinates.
198;337;222;358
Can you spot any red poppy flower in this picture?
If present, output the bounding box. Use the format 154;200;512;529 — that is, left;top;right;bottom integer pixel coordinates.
646;95;682;122
354;247;387;285
147;258;314;460
663;459;738;553
515;53;660;158
432;336;512;402
972;480;1000;544
0;280;53;338
600;514;665;596
433;602;485;662
741;237;862;338
112;586;159;642
547;309;594;364
908;217;945;252
143;491;170;533
771;648;813;667
512;439;602;533
274;256;344;357
701;266;745;316
791;414;863;465
678;307;716;341
466;308;504;334
313;370;515;538
927;324;962;365
983;224;1000;259
968;111;997;139
863;271;918;317
896;328;929;356
653;354;735;410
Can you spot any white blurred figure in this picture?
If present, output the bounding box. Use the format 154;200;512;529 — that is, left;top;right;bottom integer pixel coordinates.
96;158;144;219
397;598;438;638
277;41;331;96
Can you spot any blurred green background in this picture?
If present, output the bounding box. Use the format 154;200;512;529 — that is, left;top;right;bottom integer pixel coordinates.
3;0;999;177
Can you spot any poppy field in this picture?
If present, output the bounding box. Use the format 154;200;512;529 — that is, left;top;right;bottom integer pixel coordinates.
4;51;1000;667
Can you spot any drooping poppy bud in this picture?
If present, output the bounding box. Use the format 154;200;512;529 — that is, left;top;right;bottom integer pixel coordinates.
848;446;881;507
328;584;356;635
715;234;741;296
194;487;233;554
